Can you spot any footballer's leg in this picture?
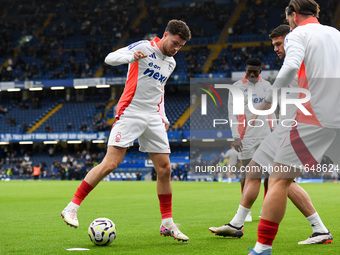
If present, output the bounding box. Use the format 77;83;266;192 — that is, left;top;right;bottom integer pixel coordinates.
263;176;268;199
288;182;332;244
240;158;252;193
149;152;189;242
251;163;296;254
209;160;262;237
240;158;253;222
61;146;126;228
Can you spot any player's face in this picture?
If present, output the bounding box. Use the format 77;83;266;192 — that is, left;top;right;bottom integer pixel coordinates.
286;12;298;30
272;36;285;59
162;32;186;57
245;65;261;83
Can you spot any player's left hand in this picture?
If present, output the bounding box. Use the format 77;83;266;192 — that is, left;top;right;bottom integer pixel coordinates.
165;123;170;131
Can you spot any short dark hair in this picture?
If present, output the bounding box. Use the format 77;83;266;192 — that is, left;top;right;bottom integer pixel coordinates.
286;0;320;18
269;25;291;39
246;58;261;67
165;19;191;41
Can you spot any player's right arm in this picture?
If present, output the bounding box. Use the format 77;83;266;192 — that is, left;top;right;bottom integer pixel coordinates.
104;41;148;66
228;82;243;152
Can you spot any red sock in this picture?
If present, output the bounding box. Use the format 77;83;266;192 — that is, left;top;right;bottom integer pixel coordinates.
158;194;172;219
257;219;279;246
71;180;94;205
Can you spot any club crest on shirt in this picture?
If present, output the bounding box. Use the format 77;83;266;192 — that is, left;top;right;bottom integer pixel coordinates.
115;132;121;142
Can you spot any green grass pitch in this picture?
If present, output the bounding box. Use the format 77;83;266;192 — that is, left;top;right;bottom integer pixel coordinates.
0;181;339;254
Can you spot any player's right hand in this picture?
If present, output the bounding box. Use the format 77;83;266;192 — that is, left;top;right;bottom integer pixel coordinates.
134;50;147;61
249;101;272;125
233;138;243;152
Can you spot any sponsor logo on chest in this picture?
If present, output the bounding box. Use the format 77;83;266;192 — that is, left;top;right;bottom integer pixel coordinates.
143;61;168;83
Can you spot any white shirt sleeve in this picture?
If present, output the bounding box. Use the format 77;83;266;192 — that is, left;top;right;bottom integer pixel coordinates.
159;97;169;124
159;62;175;125
265;31;305;103
228;86;240;139
104;46;136;66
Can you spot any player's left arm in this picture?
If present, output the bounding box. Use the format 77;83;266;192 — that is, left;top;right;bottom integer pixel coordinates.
160;61;177;131
159;96;170;130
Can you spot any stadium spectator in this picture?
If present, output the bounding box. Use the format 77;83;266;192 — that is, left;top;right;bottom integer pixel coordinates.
191;93;197;105
67;122;73;131
172;163;182;181
221;144;239;183
0;105;8;115
48;146;55;157
186;45;209;78
151;167;157;181
61;155;68;164
136;171;142;181
0;170;6;180
6;168;13;179
59;164;66;180
19;164;27;180
32;165;40;180
22;122;29;133
80;122;87;132
19;102;29;110
182;164;189;181
45;124;53;133
7;117;16;126
331;168;338;183
40;161;47;178
32;97;41;109
61;19;191;242
320;153;337;182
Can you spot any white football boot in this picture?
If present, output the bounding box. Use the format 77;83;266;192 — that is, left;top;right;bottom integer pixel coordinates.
160;223;189;242
61;205;79;228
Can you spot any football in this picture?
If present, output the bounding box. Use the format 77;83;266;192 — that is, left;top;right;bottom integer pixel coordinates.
88;218;117;246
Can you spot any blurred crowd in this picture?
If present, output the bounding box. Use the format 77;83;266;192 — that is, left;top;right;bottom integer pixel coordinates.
2;0;335;82
0;147;105;180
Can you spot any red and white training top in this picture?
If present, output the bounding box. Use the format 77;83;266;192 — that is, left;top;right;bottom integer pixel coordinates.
228;76;276;140
105;37;175;123
266;17;340;128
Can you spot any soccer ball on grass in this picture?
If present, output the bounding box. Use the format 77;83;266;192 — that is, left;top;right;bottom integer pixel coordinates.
88;218;117;246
